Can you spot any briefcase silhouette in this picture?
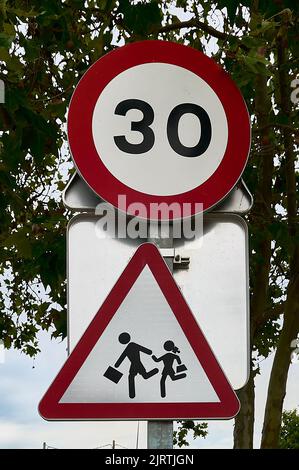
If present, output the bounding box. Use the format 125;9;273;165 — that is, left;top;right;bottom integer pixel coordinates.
176;364;187;373
104;366;123;384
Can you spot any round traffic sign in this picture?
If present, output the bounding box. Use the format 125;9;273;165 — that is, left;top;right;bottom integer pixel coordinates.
68;40;250;220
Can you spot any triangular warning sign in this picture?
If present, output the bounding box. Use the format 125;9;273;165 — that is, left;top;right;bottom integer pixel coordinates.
39;243;239;420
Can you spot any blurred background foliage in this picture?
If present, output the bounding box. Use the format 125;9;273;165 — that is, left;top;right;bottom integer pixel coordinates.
0;0;298;449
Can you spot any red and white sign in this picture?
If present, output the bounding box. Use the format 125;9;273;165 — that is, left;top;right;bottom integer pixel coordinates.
39;243;239;420
67;40;250;220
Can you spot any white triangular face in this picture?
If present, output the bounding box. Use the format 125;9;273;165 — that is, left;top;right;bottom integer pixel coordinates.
60;266;220;404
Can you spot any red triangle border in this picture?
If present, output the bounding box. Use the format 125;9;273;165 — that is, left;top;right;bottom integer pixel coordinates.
39;243;240;420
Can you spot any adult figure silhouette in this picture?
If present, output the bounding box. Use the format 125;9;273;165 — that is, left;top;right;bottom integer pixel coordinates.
114;332;159;399
152;340;187;398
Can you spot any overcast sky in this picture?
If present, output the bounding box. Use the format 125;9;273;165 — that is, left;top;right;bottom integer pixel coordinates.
0;329;298;449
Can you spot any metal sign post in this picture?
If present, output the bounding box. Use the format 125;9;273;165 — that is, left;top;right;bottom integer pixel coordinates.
147;225;174;449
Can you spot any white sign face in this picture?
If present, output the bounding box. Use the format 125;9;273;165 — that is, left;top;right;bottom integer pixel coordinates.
67;214;249;390
92;63;228;196
61;265;219;404
68;41;251;219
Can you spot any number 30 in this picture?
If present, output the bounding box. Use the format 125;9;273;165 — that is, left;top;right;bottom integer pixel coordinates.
113;99;212;158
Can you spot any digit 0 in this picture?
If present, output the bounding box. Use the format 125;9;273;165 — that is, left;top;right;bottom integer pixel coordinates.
167;103;212;157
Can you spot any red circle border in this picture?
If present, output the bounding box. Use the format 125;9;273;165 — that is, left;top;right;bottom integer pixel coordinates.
67;40;251;220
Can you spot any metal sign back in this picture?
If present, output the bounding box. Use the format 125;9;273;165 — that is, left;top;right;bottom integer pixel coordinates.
63;172;253;214
67;213;249;390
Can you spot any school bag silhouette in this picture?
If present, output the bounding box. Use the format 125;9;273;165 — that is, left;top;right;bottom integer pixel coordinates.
104;366;123;384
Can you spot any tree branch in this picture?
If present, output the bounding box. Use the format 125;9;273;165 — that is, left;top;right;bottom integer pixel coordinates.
155;18;227;40
253;123;299;134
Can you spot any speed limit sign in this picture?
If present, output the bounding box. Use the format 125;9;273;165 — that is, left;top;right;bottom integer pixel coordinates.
68;41;250;220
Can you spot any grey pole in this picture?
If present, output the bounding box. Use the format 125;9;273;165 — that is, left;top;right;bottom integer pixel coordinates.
147;222;174;449
0;79;4;104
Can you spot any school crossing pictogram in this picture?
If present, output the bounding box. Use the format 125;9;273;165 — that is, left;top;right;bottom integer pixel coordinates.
39;243;239;420
104;334;187;399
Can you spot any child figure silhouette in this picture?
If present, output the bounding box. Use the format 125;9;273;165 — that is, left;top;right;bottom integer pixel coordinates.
152;340;187;398
114;332;159;399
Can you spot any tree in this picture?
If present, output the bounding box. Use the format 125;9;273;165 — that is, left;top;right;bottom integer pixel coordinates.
173;421;208;448
0;0;298;448
279;409;299;449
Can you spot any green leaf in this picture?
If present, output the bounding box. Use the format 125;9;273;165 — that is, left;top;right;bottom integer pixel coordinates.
0;46;10;61
0;31;14;48
118;0;162;35
4;229;32;258
10;7;40;18
50;309;67;339
216;0;238;24
279;410;299;449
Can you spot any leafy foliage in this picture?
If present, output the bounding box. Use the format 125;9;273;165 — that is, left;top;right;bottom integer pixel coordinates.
0;0;120;355
173;420;208;448
279;409;299;449
0;0;298;448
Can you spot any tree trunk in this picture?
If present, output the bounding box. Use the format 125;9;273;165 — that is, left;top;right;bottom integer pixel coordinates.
233;369;255;448
261;269;299;448
261;17;299;448
233;28;274;447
